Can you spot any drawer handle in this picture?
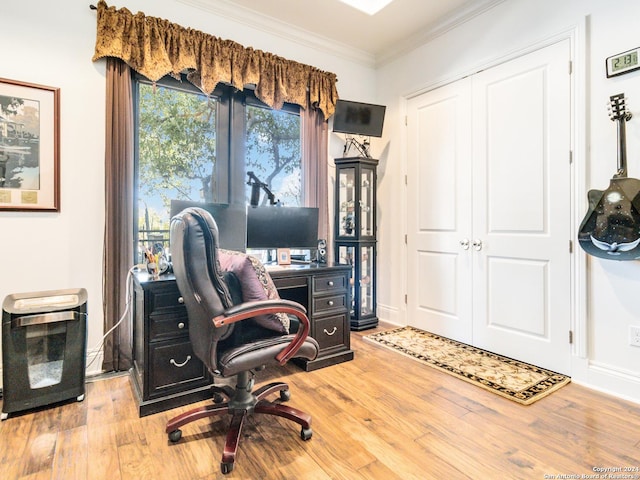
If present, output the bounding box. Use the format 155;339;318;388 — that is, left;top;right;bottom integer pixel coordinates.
177;322;185;329
323;327;337;336
327;280;334;286
178;296;184;304
327;300;334;306
170;355;191;368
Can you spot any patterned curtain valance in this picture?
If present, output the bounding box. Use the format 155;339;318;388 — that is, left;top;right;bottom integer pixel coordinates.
91;1;339;118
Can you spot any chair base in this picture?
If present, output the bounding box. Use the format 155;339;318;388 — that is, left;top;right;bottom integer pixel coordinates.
165;372;312;475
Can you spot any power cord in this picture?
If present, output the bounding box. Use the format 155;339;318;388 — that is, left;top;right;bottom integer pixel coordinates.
85;265;137;371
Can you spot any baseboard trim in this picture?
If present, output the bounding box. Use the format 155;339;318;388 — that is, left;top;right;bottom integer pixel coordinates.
571;358;640;405
377;303;401;326
85;348;105;377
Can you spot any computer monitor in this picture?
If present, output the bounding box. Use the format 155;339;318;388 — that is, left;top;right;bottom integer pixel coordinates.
169;200;247;252
246;207;319;249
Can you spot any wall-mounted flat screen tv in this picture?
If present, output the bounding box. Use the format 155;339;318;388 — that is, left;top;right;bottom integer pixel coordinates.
170;200;247;252
332;99;386;137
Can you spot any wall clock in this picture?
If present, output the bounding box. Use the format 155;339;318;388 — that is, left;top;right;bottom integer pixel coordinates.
606;47;640;77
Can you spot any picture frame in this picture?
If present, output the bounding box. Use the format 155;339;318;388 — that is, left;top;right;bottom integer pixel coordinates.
0;77;60;211
277;248;291;265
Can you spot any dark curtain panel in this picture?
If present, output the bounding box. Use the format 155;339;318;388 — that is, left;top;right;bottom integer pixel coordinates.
302;105;330;259
102;57;134;372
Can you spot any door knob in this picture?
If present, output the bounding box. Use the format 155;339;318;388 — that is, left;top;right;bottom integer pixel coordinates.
472;239;483;251
460;239;470;250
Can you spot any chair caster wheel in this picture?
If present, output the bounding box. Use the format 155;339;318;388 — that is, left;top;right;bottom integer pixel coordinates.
168;429;182;442
279;389;290;402
221;462;234;474
212;392;225;404
300;427;312;441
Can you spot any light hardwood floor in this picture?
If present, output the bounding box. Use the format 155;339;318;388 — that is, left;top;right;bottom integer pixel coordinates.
2;323;640;479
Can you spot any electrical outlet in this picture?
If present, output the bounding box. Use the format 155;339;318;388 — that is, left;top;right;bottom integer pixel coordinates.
629;326;640;347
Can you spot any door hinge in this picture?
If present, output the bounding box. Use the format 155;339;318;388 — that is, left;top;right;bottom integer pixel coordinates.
405;115;408;126
569;240;573;253
405;174;408;185
404;234;408;244
569;60;573;74
569;330;574;344
404;294;408;304
569;150;573;164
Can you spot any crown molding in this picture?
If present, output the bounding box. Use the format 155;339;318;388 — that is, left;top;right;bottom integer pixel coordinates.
375;0;508;67
176;0;377;67
176;0;507;70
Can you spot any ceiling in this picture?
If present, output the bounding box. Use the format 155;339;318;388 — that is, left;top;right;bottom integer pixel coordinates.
180;0;505;66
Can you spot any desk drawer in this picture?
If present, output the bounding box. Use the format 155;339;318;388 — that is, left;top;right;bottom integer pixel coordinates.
149;313;189;342
147;284;185;314
314;314;348;350
272;276;308;289
313;293;347;315
313;274;347;294
148;340;208;398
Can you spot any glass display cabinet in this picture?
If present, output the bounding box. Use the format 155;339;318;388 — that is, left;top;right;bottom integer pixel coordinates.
335;156;378;330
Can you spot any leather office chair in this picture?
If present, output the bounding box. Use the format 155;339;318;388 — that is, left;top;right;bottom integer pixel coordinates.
166;207;319;474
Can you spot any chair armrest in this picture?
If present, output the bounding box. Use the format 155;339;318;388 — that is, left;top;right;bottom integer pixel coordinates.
216;298;306;321
212;299;311;365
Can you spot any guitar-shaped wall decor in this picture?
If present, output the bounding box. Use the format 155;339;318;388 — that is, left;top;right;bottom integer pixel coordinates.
578;93;640;260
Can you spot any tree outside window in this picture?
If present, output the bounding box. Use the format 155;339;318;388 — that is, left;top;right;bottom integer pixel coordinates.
245;104;301;207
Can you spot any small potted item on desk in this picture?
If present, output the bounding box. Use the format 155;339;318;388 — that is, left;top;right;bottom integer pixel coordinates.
145;243;170;278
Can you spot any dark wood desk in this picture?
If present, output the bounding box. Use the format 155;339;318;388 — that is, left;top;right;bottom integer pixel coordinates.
130;263;354;416
268;263;354;371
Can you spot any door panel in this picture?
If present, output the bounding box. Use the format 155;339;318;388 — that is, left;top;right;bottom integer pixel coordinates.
417;251;458;316
472;40;571;373
406;40;572;374
407;78;473;343
485;67;547;233
487;257;548;336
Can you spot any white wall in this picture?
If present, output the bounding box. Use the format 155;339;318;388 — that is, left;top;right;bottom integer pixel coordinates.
375;0;640;402
0;0;375;381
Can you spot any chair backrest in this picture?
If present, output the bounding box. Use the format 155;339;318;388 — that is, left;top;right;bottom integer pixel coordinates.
170;207;235;371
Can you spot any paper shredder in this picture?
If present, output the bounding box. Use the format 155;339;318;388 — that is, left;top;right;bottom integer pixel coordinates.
2;288;87;420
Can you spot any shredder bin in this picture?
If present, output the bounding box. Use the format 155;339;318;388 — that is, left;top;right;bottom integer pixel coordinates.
2;288;87;420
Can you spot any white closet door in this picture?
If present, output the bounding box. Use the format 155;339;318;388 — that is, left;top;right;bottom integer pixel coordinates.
406;39;572;374
471;40;572;373
406;78;474;343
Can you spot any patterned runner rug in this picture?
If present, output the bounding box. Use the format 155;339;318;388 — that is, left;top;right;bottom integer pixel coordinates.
364;326;570;405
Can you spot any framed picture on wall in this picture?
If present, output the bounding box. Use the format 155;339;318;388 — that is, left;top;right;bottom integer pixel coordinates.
0;77;60;212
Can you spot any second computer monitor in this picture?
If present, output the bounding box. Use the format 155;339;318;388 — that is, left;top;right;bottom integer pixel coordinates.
246;206;319;250
170;200;247;252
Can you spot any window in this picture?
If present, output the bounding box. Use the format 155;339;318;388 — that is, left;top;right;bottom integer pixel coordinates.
133;75;301;261
245;101;301;207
